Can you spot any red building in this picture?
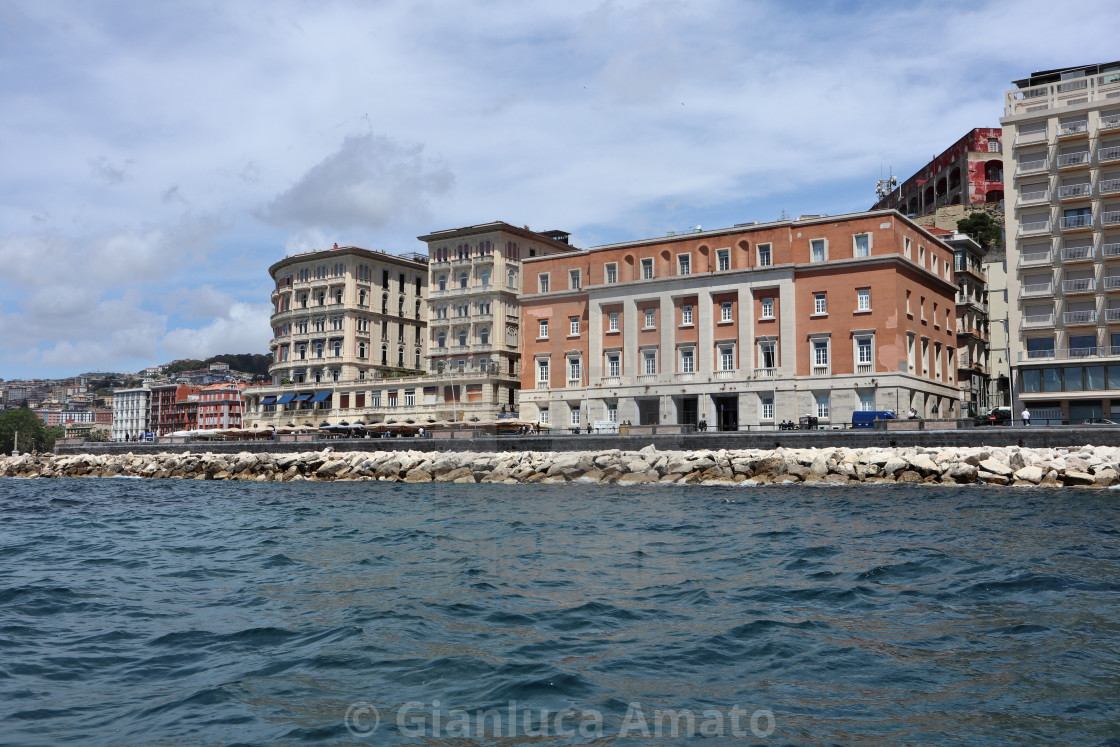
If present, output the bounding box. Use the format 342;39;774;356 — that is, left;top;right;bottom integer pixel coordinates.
150;384;200;436
197;383;245;430
873;128;1004;216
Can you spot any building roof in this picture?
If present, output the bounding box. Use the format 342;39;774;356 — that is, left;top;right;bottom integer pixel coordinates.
417;221;581;253
1012;60;1120;88
268;244;428;277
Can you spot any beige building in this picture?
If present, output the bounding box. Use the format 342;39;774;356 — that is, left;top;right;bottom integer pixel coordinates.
1003;61;1120;422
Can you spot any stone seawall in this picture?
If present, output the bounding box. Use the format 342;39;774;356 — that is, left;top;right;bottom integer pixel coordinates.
8;445;1120;487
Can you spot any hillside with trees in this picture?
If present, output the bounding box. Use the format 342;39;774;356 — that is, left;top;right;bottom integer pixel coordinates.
163;354;272;377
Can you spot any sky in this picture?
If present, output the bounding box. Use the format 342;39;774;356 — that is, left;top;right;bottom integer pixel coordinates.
0;0;1115;380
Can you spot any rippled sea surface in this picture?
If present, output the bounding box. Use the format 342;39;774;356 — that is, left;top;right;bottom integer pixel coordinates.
2;479;1120;745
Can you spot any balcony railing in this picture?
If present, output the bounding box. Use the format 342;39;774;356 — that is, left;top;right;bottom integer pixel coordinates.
599;376;621;386
712;370;738;380
1104;242;1120;259
1058;151;1091;168
636;374;658;383
1064;310;1098;325
1020;282;1053;297
1062;277;1095;293
1062;245;1094;261
1103;210;1120;227
1021;313;1055;328
1017;188;1051;206
811;365;830;376
1101;115;1120;132
855;363;873;374
1109;309;1120;323
1059;121;1089;137
1019;220;1052;236
1105;276;1120;291
1006;74;1120;116
1101;178;1120;196
1015;129;1049;146
1016;158;1050;175
1059;183;1093;200
1018;346;1120;362
754;367;776;378
1061;215;1094;231
675;372;696;381
1100;146;1120;164
1019;249;1052;266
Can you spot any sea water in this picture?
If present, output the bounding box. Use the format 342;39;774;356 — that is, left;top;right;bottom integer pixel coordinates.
2;479;1119;745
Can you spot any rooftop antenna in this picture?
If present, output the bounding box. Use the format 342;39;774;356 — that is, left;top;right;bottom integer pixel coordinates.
875;165;898;201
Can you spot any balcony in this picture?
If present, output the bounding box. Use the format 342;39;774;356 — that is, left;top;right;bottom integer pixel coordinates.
712;370;738;380
754;367;777;378
1016;158;1050;176
1020;281;1054;297
674;372;696;382
1062;277;1096;294
1105;276;1120;291
1006;74;1120;117
566;379;582;388
1018;249;1052;266
1058;121;1089;138
1014;129;1049;146
1061;214;1094;232
855;363;873;374
1101;115;1120;133
1104;242;1120;259
1017;187;1051;206
1059;183;1093;200
1064;310;1098;325
1101;178;1120;196
1109;309;1120;324
636;374;658;384
1100;146;1120;164
599;376;621;386
811;365;830;376
1058;151;1091;170
1021;313;1055;328
1019;219;1052;236
1062;245;1094;261
1103;210;1120;228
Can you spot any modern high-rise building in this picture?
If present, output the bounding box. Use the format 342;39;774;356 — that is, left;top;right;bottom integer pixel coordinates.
1002;61;1120;422
111;387;150;441
518;211;962;429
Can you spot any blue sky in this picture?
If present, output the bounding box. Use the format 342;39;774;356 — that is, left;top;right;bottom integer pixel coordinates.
0;0;1115;379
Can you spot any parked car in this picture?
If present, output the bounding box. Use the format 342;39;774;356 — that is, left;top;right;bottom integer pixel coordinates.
1080;418;1118;425
974;407;1012;426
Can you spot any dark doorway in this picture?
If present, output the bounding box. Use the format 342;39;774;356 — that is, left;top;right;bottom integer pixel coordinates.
713;395;738;431
677;396;698;426
637;399;660;426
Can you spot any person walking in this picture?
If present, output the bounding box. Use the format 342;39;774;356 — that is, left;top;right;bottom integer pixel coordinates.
1021;407;1031;426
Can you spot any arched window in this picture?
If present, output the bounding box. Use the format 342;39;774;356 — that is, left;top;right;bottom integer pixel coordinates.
415;349;422;368
437;332;446;348
358;342;367;358
381;345;388;365
459;272;468;289
382;294;389;314
358;289;367;306
458;330;467;346
438;275;447;291
398;347;405;367
480;269;490;286
985;159;1003;182
480;327;490;345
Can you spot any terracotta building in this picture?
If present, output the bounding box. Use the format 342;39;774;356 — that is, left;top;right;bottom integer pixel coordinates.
873;128;1005;216
518;211;961;429
149;383;199;436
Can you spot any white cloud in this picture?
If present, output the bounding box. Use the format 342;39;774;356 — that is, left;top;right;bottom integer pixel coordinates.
159;302;273;360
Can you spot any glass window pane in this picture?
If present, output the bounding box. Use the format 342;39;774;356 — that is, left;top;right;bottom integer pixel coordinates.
1108;366;1120;389
1064;367;1084;391
1043;369;1062;392
1087;366;1106;390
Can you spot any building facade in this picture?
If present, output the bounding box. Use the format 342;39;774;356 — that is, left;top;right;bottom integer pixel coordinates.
150;383;199;436
942;230;992;415
518;211;961;429
197;383;245;430
268;244;429;386
873;128;1005;216
1003;61;1120;421
111;388;151;441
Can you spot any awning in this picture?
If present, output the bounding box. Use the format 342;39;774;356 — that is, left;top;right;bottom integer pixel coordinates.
310;391;332;403
276;394;296;405
294;394;312;402
260;396;277;405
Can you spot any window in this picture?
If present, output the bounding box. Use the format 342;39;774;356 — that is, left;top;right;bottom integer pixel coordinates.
507;268;517;288
315;342;324;358
761;397;774;420
480;328;490;345
459;272;468;289
539;407;550;424
331;368;340;382
815;394;830;419
919;246;926;266
920;297;926;321
569;269;581;289
682;305;693;325
568;357;581;382
644;309;656;328
438;275;447;291
643;351;657;375
332;340;342;357
404;389;415;407
606;403;618;423
857;289;870;311
539;319;549;338
570;405;581;426
677;254;691;275
721;302;733;322
859;393;875;412
904;237;912;258
436;332;446;348
813;340;829;367
607;353;620;377
761;297;774;319
854;234;870;257
641;258;654;279
680;349;695;373
857;337;873;365
759;341;776;369
717;249;730;271
479;269;490;286
720;346;735;371
608;312;619;332
334;288;343;304
906;290;912;315
457;330;467;346
757;243;772;266
811;239;826;262
370;391;381;407
537;359;549;384
814;293;827;315
570;317;580;336
605;263;618;283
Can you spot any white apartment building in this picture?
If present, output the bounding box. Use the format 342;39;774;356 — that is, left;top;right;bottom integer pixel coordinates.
111;387;150;441
1003;60;1120;422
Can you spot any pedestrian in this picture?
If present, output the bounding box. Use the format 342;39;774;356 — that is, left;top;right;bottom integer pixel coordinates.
1021;407;1030;426
908;407;918;420
697;417;707;432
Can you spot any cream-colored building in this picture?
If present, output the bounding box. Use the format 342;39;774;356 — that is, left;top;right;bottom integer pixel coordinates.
1003;61;1120;422
111;387;150;441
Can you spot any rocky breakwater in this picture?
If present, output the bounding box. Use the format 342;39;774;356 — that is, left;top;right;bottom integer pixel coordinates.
6;445;1120;486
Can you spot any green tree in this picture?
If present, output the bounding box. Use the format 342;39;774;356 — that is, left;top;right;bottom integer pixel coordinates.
0;408;60;453
957;212;1003;249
